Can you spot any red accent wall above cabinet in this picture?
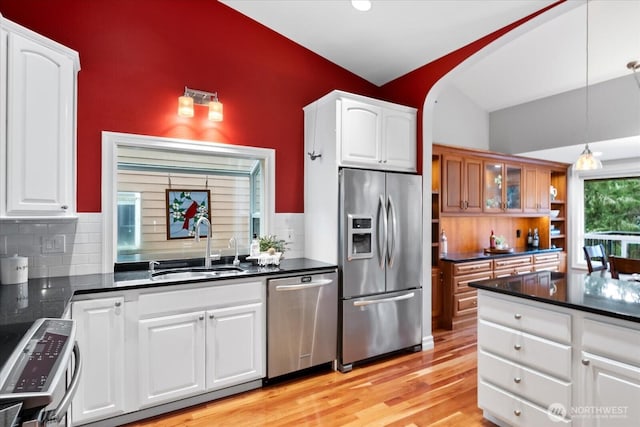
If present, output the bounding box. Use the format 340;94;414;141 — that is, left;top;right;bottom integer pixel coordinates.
0;0;564;213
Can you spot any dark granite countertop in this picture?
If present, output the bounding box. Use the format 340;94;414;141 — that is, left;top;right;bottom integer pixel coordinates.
469;270;640;323
0;258;336;373
441;247;562;263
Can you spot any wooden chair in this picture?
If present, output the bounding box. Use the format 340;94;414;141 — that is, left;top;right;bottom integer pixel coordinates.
609;256;640;281
583;244;609;274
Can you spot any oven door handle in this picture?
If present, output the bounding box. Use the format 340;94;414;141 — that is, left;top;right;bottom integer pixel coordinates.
48;342;82;423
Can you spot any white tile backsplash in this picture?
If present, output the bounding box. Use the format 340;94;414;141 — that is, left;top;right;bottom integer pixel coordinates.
272;213;305;259
0;213;103;279
0;212;308;279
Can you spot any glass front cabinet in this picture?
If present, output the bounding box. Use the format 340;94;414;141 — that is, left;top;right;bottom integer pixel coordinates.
483;162;522;213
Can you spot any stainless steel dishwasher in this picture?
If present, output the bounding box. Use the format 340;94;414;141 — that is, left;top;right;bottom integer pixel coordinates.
267;271;338;379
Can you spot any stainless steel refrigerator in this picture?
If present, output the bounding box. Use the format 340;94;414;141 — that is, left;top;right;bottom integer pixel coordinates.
338;168;422;372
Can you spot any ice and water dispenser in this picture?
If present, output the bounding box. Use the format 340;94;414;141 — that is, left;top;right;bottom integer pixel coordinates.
346;214;373;260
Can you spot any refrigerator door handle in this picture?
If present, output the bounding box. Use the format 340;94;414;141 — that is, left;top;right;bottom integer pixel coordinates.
377;194;388;269
352;292;415;307
387;195;398;267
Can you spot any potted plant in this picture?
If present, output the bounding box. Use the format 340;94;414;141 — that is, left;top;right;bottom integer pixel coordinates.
259;235;287;255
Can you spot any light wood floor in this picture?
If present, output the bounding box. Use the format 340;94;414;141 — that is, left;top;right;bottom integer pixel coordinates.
126;325;496;427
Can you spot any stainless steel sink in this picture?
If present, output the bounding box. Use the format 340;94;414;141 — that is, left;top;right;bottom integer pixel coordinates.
114;265;249;287
150;270;218;281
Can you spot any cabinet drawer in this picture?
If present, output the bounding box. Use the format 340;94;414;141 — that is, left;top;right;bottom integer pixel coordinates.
583;318;640;366
533;262;560;272
479;350;571;409
478;380;571;426
478;319;571;380
493;266;534;278
478;293;571;344
533;252;560;264
453;260;492;275
454;291;477;316
493;256;532;270
453;271;493;293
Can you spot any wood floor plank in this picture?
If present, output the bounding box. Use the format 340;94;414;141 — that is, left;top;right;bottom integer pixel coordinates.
125;325;495;427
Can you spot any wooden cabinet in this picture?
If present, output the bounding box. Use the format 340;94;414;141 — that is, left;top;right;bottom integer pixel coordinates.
483;161;523;213
71;297;126;424
0;18;80;218
431;267;442;322
477;292;572;425
493;255;533;277
441;259;492;329
205;303;264;390
523;167;551;214
441;154;483;213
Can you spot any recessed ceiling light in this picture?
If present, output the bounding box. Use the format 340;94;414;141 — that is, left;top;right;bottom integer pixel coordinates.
351;0;372;12
593;151;603;157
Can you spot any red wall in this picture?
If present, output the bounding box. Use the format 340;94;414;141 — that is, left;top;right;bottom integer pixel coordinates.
0;0;563;213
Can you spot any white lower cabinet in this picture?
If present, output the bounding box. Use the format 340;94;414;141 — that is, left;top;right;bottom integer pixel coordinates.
477;292;572;426
206;303;263;390
71;297;126;425
478;291;640;427
138;311;206;407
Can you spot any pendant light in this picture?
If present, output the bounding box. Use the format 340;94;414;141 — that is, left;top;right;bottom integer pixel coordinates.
574;0;602;171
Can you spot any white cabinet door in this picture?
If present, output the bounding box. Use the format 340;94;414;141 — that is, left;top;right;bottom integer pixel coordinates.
71;297;125;424
339;98;382;167
381;109;416;172
4;30;76;216
138;311;206;407
206;302;264;390
580;351;640;427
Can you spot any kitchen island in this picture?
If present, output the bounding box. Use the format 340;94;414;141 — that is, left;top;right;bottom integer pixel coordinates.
470;271;640;426
0;257;336;426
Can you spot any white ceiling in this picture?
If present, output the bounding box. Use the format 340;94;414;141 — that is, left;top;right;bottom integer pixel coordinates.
221;0;640;162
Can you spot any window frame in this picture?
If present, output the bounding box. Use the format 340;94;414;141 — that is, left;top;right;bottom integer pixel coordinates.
568;158;640;271
101;132;276;273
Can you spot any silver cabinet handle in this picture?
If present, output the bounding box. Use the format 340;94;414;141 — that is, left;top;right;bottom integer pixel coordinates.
514;313;522;319
199;315;205;321
209;314;215;319
582;359;590;366
514;344;522;350
61;205;68;210
353;292;415;307
514;409;521;416
514;377;521;383
115;301;122;307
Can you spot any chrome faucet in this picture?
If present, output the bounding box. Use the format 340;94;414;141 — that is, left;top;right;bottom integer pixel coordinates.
195;217;213;269
229;236;240;266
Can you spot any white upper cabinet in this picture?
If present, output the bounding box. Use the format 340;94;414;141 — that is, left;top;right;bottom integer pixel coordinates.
305;90;417;173
0;18;80;218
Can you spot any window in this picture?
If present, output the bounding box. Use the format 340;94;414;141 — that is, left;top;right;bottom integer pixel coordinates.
102;132;275;270
117;192;141;251
569;159;640;269
584;177;640;258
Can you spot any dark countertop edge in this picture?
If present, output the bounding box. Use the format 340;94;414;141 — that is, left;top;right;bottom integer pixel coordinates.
470;282;640;324
441;247;563;263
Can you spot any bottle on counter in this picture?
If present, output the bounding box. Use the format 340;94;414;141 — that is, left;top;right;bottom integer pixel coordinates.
440;229;448;258
250;233;260;257
490;229;496;249
532;228;539;248
527;228;533;248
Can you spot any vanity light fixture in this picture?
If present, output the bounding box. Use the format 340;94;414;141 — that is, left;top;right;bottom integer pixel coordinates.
177;86;224;122
574;1;602;171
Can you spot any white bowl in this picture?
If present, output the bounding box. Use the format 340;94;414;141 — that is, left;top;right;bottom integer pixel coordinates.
550;209;560;218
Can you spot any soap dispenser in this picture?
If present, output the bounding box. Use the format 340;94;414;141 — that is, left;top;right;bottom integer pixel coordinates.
250;234;260;257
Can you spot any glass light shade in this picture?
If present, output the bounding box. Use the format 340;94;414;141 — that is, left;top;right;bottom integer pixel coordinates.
574;145;603;170
208;100;223;122
178;95;194;117
351;0;371;11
